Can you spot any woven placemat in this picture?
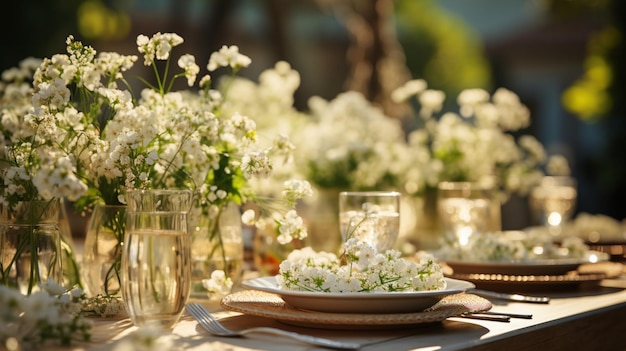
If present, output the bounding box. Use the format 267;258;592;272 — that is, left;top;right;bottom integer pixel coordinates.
221;290;491;330
448;262;624;292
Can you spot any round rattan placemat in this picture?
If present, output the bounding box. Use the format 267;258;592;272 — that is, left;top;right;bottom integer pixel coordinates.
221;290;491;330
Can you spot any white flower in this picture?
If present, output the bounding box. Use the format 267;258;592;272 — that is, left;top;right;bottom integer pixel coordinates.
136;32;184;66
177;54;199;86
418;89;445;118
207;45;251;71
241;151;272;179
296;91;411;191
435;230;599;262
278;243;445;293
282;179;313;205
0;281;91;348
202;270;233;300
2;33;311;294
397;81;555;199
277;209;307;244
391;79;427;103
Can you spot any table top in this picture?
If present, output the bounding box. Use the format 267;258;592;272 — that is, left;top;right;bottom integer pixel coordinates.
62;270;626;351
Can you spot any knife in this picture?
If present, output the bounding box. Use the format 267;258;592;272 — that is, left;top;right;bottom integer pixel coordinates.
471;289;550;304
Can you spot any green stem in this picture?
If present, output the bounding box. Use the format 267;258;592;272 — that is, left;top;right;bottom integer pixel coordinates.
103;207;125;296
206;205;227;274
0;230;30;287
148;234;161;303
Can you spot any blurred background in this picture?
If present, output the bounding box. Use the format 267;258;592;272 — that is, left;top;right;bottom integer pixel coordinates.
1;0;624;229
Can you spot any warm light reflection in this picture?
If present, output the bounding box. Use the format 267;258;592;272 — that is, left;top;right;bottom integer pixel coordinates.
547;212;562;226
458;226;472;246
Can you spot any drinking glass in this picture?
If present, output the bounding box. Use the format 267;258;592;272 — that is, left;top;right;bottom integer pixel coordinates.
121;189;193;329
529;176;577;234
437;182;495;246
338;191;400;252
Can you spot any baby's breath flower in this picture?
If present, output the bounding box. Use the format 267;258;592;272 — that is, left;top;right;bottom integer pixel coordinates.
241;208;256;225
276;209;307;244
241;151;272;178
177;54;199;86
396;81;559;200
435;230;603;262
207;45;251;71
278;242;445;293
136;32;183;66
391;79;427;103
81;294;124;317
1;33;312;292
0;280;92;348
296;91;410;191
419;89;446;118
202;270;233;300
282;179;313;206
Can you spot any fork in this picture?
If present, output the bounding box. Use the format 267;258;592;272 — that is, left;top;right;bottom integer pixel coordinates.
185;303;361;350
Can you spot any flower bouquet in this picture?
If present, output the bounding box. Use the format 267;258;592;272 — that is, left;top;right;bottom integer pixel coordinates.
1;32;312;300
277;239;446;293
391;79;569;249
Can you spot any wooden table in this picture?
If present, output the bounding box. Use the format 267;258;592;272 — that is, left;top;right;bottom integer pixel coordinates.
70;274;626;351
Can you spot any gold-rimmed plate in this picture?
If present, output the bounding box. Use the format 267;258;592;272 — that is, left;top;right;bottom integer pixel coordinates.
447;271;608;292
446;261;624;292
442;250;608;276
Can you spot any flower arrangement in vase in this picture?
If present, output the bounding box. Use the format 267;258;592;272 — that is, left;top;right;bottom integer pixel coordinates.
0;33;311;301
291;91;414;253
391;79;571;249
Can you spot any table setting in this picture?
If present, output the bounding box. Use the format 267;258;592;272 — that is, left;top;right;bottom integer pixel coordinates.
1;31;626;351
61;183;626;351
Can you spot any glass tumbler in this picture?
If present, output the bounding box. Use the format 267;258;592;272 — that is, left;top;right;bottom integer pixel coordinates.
338;191;400;252
121;189;193;329
529;176;577;234
437;182;496;246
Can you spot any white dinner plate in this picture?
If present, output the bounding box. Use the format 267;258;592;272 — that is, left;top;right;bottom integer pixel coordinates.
240;276;475;314
442;250;609;276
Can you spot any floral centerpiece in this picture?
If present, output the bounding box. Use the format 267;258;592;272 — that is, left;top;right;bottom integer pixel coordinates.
392;79;552;200
0;33;311;299
390;79;569;249
209;61;313;275
290;91;413;253
295;91;412;192
435;230;602;262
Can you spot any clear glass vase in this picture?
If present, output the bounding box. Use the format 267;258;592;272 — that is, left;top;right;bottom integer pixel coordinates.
121;189;193;329
253;217;305;276
58;198;82;289
189;202;244;297
82;205;126;297
0;199;63;294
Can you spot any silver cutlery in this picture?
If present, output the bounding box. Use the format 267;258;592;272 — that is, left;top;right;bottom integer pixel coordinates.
460;313;511;322
461;310;533;322
471;289;550;304
185;303;361;350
